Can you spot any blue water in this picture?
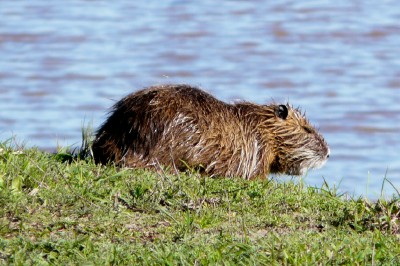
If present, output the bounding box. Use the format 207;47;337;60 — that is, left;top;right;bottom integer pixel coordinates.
1;1;399;198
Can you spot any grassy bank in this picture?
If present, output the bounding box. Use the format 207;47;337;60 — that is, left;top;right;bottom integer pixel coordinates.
0;141;399;265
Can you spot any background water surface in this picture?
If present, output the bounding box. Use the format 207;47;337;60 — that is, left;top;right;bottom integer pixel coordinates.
1;1;399;198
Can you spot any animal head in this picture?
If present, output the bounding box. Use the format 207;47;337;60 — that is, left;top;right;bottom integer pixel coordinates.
261;104;330;175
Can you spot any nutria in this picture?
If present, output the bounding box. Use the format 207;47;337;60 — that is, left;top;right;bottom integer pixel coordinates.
92;84;329;179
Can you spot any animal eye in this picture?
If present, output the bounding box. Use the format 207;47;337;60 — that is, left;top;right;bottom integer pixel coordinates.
276;105;288;120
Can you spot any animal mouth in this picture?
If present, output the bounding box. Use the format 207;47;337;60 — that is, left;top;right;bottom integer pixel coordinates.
290;147;330;176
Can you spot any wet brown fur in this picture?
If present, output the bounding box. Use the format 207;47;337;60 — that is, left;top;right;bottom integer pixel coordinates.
92;84;329;179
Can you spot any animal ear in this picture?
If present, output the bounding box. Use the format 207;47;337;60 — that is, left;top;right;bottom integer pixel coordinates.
276;105;288;120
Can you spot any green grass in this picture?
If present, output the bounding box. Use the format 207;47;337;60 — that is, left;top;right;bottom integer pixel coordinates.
0;140;399;265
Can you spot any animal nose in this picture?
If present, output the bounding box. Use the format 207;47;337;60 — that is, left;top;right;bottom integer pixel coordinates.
326;148;330;159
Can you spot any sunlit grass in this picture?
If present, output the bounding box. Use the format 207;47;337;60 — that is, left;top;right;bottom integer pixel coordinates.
0;139;399;265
